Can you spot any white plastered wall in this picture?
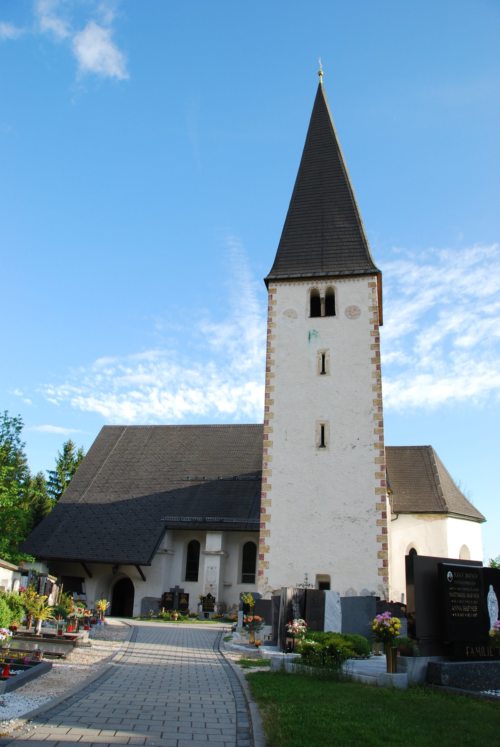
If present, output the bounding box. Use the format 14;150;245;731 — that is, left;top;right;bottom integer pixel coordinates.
47;529;260;616
389;512;484;603
261;277;386;598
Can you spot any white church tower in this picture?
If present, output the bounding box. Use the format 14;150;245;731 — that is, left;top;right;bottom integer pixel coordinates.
258;72;389;599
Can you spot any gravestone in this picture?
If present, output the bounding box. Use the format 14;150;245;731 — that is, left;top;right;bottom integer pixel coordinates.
270;594;281;645
201;593;216;612
254;598;272;625
406;554;483;656
340;596;377;638
161;592;174;611
304;589;325;631
440;562;500;660
162;586;188;613
140;596;161;617
324;591;342;632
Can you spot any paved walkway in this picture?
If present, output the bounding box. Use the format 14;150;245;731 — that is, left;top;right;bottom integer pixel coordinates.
2;622;254;747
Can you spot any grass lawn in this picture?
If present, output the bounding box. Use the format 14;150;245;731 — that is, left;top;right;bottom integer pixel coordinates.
247;672;500;747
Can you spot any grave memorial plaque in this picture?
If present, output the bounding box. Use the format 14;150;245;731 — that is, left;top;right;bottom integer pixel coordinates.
440;564;485;642
178;593;189;612
202;593;215;612
161;592;174;611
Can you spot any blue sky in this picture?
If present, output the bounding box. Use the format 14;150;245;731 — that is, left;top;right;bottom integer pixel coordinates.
1;1;499;563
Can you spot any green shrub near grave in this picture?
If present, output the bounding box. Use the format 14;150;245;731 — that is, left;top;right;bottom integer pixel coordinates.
0;590;24;624
298;631;370;669
0;596;13;627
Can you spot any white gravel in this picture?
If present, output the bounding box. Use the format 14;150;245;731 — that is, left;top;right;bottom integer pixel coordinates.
0;620;130;740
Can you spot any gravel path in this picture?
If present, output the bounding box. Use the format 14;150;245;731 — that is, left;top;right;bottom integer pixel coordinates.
0;620;130;740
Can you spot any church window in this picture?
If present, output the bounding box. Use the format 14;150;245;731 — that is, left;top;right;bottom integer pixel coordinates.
185;540;200;582
318;350;329;375
317;421;329;449
310;289;321;318
241;541;257;584
316;574;331;590
324;287;336;316
459;545;470;560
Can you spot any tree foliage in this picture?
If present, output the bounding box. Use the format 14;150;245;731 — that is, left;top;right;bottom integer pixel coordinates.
0;411;85;562
0;411;33;562
47;439;85;502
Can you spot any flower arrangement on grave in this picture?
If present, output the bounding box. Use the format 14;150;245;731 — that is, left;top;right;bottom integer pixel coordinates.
489;620;500;639
244;614;263;643
0;628;13;649
241;592;255;608
371;611;401;643
372;611;401;673
286;618;308;639
95;599;109;621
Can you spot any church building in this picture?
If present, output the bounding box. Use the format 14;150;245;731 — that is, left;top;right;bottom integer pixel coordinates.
23;74;485;616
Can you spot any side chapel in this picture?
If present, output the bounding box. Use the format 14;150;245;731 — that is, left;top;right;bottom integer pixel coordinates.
23;73;485;616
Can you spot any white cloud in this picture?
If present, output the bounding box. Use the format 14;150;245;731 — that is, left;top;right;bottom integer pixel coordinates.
73;21;128;80
40;241;500;421
29;424;85;435
30;0;129;80
35;0;70;39
0;22;25;40
381;243;500;410
42;238;266;423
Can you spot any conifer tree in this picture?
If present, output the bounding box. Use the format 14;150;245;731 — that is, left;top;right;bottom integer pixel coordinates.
47;439;85;502
0;411;32;561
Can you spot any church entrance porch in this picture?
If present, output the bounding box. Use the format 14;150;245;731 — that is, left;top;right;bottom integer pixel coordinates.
111;576;135;617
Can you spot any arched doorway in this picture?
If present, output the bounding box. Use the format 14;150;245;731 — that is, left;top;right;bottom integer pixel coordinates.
111;577;134;617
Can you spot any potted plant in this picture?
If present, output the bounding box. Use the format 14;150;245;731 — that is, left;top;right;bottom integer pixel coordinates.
372;611;401;673
32;596;54;635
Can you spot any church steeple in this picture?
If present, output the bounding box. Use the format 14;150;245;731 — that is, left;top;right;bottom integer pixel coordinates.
266;77;379;284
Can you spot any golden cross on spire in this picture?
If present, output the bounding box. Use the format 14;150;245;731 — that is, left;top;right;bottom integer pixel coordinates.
318;58;324;83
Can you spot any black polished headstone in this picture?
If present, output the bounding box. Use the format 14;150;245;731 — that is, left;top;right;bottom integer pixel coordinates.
305;589;325;631
254;598;272;625
406;554;482;655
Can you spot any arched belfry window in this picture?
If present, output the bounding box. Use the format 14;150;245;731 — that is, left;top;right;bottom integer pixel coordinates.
241;541;257;584
185;540;200;582
310;289;321;318
325;287;336;317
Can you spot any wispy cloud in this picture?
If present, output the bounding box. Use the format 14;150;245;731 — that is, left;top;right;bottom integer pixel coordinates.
0;21;25;40
0;0;129;80
39;241;500;421
42;238;267;423
381;243;500;409
29;424;85;435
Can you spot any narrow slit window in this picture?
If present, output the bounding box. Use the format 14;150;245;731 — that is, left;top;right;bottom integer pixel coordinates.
319;424;326;448
325;287;336;316
317;349;330;376
310;289;321;318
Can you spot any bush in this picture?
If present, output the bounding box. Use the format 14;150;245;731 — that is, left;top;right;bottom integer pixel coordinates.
298;632;371;669
0;596;13;627
0;591;25;623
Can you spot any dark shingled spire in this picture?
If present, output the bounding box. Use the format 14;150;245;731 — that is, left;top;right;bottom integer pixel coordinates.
266;79;380;283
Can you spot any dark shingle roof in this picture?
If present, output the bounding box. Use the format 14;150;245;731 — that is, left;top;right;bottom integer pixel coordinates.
386;446;485;522
22;432;485;565
266;81;380;284
22;425;263;565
